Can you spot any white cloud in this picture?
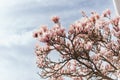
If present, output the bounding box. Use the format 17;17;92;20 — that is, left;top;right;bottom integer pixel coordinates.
0;35;39;80
0;30;33;47
0;0;86;47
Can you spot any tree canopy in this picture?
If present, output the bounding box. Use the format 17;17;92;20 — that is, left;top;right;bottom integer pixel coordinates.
33;9;120;80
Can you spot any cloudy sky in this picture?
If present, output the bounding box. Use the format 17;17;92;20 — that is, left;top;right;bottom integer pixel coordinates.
0;0;115;80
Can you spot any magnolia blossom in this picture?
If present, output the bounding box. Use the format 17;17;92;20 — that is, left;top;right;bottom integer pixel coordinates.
102;9;111;17
51;16;60;23
84;41;93;50
33;9;120;80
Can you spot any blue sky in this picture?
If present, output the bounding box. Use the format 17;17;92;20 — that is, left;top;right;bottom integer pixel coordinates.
0;0;115;80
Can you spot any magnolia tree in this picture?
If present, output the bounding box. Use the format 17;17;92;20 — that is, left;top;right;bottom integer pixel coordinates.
33;9;120;80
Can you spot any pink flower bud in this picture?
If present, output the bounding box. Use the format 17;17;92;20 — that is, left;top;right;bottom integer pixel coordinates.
85;42;93;50
102;9;111;17
51;16;60;23
33;32;38;38
106;9;111;16
40;25;48;32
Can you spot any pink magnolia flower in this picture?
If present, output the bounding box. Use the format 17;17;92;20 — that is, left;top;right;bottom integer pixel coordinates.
51;16;60;23
39;32;51;42
68;24;76;34
106;9;111;16
33;31;38;38
102;9;111;17
111;17;120;26
40;25;48;32
115;31;120;37
106;42;112;49
84;42;93;50
103;25;110;32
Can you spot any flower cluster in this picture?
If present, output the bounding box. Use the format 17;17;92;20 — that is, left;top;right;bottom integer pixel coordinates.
33;25;65;44
33;9;120;80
